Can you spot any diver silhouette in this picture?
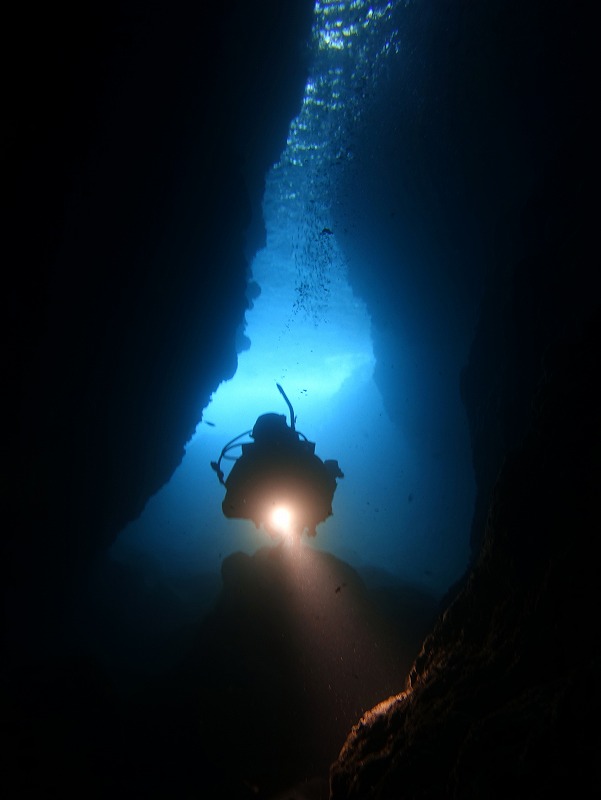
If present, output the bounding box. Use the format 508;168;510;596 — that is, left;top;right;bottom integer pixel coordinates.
211;384;343;542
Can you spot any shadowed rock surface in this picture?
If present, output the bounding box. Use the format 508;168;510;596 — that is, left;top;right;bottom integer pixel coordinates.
6;546;434;799
4;0;315;659
145;546;437;798
330;311;600;798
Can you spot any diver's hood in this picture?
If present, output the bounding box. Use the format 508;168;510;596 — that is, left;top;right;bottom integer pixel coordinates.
251;413;292;441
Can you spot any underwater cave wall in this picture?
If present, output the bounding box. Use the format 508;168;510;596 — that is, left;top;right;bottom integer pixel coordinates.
332;0;598;564
329;1;599;795
4;0;315;655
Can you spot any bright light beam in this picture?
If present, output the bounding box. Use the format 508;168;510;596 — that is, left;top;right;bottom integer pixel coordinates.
271;505;293;534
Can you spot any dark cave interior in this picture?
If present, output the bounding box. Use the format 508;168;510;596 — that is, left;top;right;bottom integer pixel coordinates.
4;1;599;798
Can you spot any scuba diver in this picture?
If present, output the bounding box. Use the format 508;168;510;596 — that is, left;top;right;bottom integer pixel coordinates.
211;384;343;542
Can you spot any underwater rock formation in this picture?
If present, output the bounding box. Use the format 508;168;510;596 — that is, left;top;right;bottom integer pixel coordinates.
179;546;436;797
330;214;600;798
4;0;314;654
328;4;599;794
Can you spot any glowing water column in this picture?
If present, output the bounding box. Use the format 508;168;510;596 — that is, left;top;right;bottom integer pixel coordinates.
205;0;403;434
110;1;414;584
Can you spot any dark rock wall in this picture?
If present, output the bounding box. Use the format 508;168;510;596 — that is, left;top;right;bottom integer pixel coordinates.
461;117;598;557
334;0;595;494
4;0;315;654
334;0;572;446
146;547;436;797
330;1;600;796
331;310;600;799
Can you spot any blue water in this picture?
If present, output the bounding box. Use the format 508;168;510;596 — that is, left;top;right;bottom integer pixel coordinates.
110;0;475;613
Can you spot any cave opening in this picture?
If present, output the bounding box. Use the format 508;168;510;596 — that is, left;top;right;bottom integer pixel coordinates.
110;0;474;612
99;3;482;787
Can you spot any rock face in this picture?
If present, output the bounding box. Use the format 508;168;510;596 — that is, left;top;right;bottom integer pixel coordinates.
460;123;599;561
4;0;315;654
330;310;600;798
4;546;437;798
158;546;437;798
329;3;599;796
